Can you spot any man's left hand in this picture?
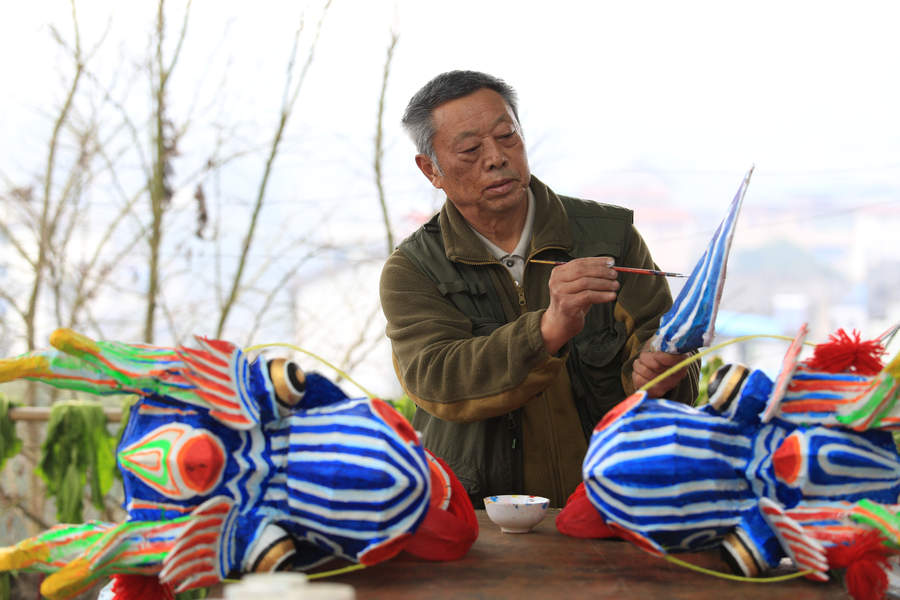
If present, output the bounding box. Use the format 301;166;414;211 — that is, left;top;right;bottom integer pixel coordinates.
631;348;691;398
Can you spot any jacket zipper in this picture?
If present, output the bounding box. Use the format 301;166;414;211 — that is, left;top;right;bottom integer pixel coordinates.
527;244;568;263
522;253;566;501
514;282;527;313
506;413;518;450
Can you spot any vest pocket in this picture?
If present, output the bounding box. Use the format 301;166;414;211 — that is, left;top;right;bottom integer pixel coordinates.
574;320;627;368
567;313;629;434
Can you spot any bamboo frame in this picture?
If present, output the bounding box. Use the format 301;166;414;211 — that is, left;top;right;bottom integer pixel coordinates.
8;407;123;422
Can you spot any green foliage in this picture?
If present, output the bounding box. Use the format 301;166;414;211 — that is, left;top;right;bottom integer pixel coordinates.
175;588;208;599
114;395;139;445
0;394;23;472
0;572;9;600
36;402;118;523
695;355;724;407
389;395;417;422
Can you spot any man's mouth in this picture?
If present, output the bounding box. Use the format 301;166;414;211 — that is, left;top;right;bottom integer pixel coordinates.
485;178;516;194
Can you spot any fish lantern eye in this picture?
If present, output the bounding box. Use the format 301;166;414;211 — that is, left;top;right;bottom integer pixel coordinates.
268;358;306;412
708;363;749;412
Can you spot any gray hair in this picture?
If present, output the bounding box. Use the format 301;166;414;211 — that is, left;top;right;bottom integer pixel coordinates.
401;70;520;162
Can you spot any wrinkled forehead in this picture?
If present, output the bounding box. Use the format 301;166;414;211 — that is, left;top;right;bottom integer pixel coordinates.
431;89;518;139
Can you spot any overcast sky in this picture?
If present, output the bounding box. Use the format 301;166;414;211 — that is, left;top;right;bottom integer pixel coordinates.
5;1;899;196
2;1;898;393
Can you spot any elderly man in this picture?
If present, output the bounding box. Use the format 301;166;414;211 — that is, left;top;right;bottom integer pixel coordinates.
380;71;699;508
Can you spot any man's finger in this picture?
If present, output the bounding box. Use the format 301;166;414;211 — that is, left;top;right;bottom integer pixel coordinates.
555;258;618;281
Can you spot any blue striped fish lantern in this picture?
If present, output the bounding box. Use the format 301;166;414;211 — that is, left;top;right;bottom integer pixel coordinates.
650;167;752;354
0;329;478;600
559;327;900;600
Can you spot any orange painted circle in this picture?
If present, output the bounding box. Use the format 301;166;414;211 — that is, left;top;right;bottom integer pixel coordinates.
773;432;803;485
178;433;225;494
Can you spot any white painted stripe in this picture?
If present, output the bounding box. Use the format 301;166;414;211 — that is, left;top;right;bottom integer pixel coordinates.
594;470;750;499
585;477;755;522
243;428;269;506
287;434;428;491
227;432;249;502
593;422;752;458
286;452;424;505
276;501;427;541
291;412;406;441
589;441;748;472
817;442;900;480
747;425;784;499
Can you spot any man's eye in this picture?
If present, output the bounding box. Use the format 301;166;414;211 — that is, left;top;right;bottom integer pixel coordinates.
461;145;479;154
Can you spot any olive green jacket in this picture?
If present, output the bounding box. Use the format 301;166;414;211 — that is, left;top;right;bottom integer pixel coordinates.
379;176;699;507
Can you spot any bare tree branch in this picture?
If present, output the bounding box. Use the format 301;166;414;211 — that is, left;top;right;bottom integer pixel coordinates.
243;246;329;345
24;0;85;351
335;301;384;384
374;31;399;255
65;144;146;328
215;0;333;338
162;0;192;89
144;0;192;343
0;289;28;322
0;216;35;268
83;66;152;179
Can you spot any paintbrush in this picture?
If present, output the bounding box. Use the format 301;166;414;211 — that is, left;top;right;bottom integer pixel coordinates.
528;258;686;278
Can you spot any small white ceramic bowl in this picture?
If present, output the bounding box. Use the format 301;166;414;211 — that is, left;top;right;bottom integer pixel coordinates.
483;494;550;533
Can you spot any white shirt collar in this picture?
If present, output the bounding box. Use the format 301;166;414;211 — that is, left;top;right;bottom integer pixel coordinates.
470;189;535;284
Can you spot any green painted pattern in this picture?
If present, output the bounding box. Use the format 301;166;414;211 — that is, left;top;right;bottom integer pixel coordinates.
837;376;898;427
119;438;174;488
41;522;108;544
87;517;193;568
849;499;900;549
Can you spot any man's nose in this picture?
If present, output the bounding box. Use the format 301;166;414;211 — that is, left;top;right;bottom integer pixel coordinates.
483;139;508;170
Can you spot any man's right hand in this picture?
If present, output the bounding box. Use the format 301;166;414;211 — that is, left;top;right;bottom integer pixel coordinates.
540;257;619;355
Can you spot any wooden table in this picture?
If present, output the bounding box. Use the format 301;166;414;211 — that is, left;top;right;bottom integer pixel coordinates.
325;509;850;599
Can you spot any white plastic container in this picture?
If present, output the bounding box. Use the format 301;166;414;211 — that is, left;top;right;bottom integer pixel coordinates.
223;573;354;600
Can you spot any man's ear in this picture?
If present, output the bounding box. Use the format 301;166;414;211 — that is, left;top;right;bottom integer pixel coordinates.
415;154;443;189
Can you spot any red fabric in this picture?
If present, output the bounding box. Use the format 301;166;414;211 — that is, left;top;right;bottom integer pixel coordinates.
110;574;175;600
359;532;412;566
403;454;478;561
555;482;617;539
806;329;886;375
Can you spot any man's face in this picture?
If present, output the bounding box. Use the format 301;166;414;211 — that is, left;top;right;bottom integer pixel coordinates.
416;88;530;221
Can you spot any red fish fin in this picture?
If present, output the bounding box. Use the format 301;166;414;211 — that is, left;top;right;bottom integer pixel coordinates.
403;452;478;561
759;498;829;581
556;482;617;539
110;574;175;600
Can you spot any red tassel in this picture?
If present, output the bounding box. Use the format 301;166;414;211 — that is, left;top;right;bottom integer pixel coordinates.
110;574;175;600
806;329;885;375
826;530;887;569
845;559;889;600
555;482;617;539
825;531;891;600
